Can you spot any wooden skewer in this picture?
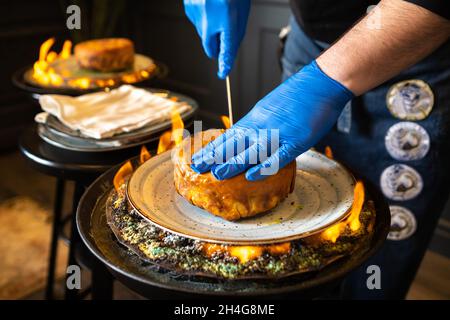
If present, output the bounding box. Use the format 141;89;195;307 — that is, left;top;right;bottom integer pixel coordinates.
225;75;234;126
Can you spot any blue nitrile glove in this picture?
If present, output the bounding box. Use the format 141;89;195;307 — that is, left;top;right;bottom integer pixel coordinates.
191;60;354;181
184;0;250;79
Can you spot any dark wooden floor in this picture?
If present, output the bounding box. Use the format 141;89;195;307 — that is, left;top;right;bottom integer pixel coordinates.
1;150;449;300
407;251;450;300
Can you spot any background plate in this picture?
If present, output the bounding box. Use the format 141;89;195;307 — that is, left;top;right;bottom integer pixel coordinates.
128;150;355;245
24;54;156;90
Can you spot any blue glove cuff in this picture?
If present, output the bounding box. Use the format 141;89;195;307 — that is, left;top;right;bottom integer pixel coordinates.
308;60;355;104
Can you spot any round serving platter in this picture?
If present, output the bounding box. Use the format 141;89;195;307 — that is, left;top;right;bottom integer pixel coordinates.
24;54;156;90
37;89;198;152
127;150;356;245
12;61;168;98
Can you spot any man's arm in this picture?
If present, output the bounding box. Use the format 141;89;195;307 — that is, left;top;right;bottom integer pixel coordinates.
191;0;450;181
317;0;450;96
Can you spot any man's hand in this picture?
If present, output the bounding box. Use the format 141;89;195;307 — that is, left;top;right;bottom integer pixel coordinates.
184;0;250;79
191;61;354;180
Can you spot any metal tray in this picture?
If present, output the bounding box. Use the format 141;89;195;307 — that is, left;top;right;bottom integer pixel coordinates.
37;89;198;152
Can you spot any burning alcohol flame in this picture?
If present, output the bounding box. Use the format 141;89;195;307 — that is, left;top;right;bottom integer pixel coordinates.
68;78;90;89
139;145;152;164
321;181;365;243
203;242;291;264
31;38;152;89
172;110;184;146
157;132;172;154
59;40;72;59
113;146;152;191
229;246;264;263
348;181;364;232
157;109;185;154
325;146;333;159
113;161;133;191
221;115;231;129
39;38;56;61
32;38;70;87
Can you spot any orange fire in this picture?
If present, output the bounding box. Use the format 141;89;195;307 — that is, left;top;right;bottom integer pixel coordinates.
229;246;263;263
31;38;152;89
325;146;333;159
171;110;184;146
139;145;152;164
321;181;365;243
157;131;172;154
113;161;133;191
157;109;185;154
203;242;291;264
59;40;72;59
221;115;231;129
113;147;151;191
32;38;69;87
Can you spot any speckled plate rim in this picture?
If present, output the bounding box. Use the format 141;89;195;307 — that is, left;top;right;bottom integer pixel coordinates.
127;150;356;245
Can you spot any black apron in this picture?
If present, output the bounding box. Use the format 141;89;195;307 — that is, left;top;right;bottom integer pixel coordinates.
281;16;450;299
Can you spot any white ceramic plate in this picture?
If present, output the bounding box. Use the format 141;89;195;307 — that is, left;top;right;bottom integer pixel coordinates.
127;150;355;245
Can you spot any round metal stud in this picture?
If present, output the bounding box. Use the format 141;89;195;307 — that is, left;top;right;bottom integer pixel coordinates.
387;205;417;241
386;79;434;120
385;122;430;161
380;164;423;201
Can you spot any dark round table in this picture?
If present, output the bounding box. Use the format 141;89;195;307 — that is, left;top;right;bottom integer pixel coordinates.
19;124;156;300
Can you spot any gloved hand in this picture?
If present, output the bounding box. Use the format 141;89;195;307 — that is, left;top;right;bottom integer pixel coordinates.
191;60;354;180
184;0;250;79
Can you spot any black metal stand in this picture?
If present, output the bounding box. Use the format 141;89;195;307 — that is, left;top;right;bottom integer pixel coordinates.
19;124;145;300
64;182;85;300
45;179;64;300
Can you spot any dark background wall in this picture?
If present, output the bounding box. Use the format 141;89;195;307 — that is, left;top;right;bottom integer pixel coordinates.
0;0;290;146
0;0;449;258
0;1;68;150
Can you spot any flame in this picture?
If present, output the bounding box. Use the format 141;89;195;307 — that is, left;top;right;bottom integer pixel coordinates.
266;242;291;255
68;77;90;89
157;109;185;154
348;181;364;231
221;115;231;129
32;38;71;87
46;51;58;63
122;73;139;84
229;246;264;264
202;243;222;257
59;40;72;59
113;161;133;191
325;146;333;159
139;145;152;164
203;242;291;264
39;38;55;61
157;131;172;154
321;220;346;243
171;110;184;146
321;181;365;243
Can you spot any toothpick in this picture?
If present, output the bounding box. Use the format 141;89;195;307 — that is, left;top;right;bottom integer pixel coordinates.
225;75;234;126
